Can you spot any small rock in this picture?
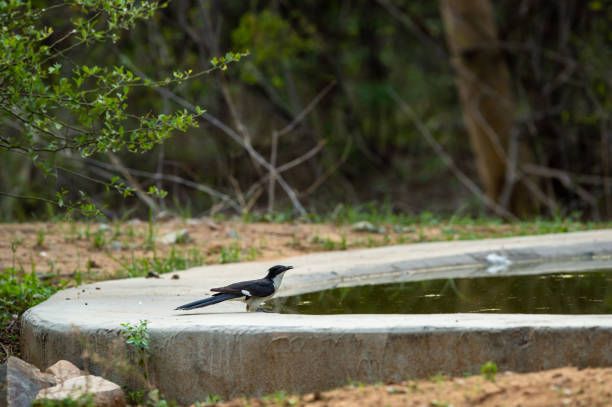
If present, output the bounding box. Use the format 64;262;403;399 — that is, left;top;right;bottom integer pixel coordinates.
36;375;126;407
39;251;48;257
200;217;219;230
186;218;201;225
87;260;101;269
146;270;160;279
98;224;111;232
154;210;177;222
393;225;414;233
45;360;83;382
352;221;386;234
171;274;180;280
6;356;58;407
36;272;55;281
303;391;322;402
109;241;122;251
227;229;239;239
127;218;142;225
159;229;191;244
386;386;406;394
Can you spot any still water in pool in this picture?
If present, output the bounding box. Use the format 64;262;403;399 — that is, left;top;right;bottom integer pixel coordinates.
263;269;612;314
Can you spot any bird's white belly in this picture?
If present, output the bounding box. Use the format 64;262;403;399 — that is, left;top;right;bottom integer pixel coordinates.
245;295;273;312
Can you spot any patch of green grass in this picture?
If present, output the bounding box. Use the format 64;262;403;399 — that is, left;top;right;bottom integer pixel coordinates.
202;394;222;404
1;267;65;360
220;243;241;264
144;213;157;250
108;247;206;278
36;228;46;247
263;390;296;405
430;372;448;383
430;400;451;407
0;268;64;328
92;230;107;249
32;394;94;406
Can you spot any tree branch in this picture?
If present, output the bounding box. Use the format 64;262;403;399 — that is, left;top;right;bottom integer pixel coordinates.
390;90;519;222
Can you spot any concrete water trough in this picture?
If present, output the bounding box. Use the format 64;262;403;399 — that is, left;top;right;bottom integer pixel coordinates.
21;229;612;404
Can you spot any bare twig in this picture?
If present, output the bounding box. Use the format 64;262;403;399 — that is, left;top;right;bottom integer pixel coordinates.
107;152;160;215
116;51;307;216
277;140;327;173
376;0;447;59
276;81;337;138
228;176;246;209
244;140;328;204
268;81;335;212
499;128;519;209
72;155;243;213
301;138;352;198
390;90;519;222
0;191;58;206
268;130;279;213
521;164;601;220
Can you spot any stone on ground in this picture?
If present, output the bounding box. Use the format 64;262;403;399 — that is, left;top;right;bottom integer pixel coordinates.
45;360;83;382
36;375;125;407
5;356;58;407
159;228;190;244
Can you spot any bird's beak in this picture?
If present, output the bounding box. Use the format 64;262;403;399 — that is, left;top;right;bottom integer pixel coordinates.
286;266;294;271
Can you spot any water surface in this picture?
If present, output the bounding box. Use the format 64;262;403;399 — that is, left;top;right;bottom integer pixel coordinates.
263;269;612;314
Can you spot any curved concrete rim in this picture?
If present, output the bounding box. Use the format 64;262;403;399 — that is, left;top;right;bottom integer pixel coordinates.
21;229;612;403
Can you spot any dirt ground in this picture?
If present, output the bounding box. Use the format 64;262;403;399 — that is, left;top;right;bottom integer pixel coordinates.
3;219;612;406
0;218;523;279
215;367;612;407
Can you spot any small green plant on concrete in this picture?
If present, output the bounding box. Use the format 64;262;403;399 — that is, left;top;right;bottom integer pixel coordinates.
481;361;498;382
120;320;150;380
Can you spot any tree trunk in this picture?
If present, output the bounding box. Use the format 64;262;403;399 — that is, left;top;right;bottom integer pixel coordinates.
440;0;538;217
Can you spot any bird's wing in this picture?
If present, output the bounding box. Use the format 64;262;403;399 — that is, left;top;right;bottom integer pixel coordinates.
211;279;275;297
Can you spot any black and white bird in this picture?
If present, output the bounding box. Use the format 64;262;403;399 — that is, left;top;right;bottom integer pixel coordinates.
175;265;293;312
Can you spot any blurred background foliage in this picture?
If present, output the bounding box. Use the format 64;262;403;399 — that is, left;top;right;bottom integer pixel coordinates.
1;0;611;221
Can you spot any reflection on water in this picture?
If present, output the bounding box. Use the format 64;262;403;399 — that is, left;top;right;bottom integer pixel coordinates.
263;269;612;314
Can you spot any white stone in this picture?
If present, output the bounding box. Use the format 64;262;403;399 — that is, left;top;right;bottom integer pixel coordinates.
45;360;83;382
159;229;190;244
36;375;125;407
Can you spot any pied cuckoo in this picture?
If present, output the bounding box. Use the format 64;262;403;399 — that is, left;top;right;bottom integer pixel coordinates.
175;265;293;312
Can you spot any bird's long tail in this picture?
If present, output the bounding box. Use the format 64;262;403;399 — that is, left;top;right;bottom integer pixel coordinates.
175;293;241;310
